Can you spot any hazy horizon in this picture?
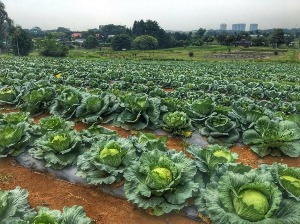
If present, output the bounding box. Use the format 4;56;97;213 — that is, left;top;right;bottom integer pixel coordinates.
3;0;300;31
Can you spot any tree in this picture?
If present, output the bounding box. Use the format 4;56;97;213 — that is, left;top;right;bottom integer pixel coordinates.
195;28;206;38
83;35;99;49
40;38;68;57
269;28;285;47
132;20;172;48
111;34;132;51
0;1;13;49
132;35;158;50
9;26;33;56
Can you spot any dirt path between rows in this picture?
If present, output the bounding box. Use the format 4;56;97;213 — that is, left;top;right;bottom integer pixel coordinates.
0;157;202;224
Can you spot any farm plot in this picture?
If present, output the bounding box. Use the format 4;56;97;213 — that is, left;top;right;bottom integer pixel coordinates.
0;57;300;223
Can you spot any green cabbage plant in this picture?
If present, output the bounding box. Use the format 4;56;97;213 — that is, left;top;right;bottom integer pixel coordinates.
267;163;300;201
198;169;300;224
161;111;193;137
34;115;74;136
77;138;136;184
0;111;33;125
115;93;161;130
26;205;91;224
185;99;216;127
79;124;117;147
229;104;273;131
0;122;32;157
29;130;82;169
243;116;300;157
188;144;238;176
129;132;168;156
124;149;199;216
0;85;22;105
75;92;119;123
200;115;239;146
0;187;36;223
20;87;55;116
50;87;83;119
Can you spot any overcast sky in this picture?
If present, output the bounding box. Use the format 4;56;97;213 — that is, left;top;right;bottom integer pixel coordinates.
3;0;300;31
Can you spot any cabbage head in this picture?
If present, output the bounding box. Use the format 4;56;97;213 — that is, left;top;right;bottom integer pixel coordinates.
161;111;193;137
243;116;300;157
0;122;31;157
115;93;161;130
0;187;36;223
124;149;199;216
29;130;82;169
200;115;239;146
77;138;136;184
198;169;300;224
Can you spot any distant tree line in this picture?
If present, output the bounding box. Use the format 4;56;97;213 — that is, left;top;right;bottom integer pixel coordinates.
1;0;299;56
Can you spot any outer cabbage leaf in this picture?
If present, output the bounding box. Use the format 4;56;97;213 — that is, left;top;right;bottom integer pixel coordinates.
60;205;91;224
29;130;82;169
124;149;199;216
243;116;300;157
0;187;36;223
77;138;136;184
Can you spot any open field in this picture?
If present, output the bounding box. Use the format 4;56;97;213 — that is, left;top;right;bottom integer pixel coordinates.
0;55;300;223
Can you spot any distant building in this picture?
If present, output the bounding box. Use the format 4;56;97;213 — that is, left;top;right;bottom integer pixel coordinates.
250;24;258;31
220;23;227;30
232;23;246;31
71;33;82;39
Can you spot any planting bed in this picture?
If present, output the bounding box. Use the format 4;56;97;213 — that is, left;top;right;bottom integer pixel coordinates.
1;58;300;223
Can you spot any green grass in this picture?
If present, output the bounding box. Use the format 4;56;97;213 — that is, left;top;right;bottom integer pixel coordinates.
3;44;299;63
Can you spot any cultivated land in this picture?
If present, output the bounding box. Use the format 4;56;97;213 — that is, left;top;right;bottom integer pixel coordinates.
0;45;300;223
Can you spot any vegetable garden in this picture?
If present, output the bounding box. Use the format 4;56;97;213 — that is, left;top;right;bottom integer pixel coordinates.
0;57;300;223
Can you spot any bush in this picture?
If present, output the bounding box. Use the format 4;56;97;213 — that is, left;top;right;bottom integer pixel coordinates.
40;39;69;57
132;35;158;50
189;52;194;57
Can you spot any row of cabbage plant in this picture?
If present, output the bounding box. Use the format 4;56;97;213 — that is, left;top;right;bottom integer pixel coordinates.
1;110;300;223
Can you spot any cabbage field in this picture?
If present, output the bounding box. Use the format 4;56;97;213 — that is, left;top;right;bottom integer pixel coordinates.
0;57;300;223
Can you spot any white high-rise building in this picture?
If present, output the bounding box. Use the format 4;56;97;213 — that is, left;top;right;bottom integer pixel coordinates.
232;23;246;31
250;24;258;31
